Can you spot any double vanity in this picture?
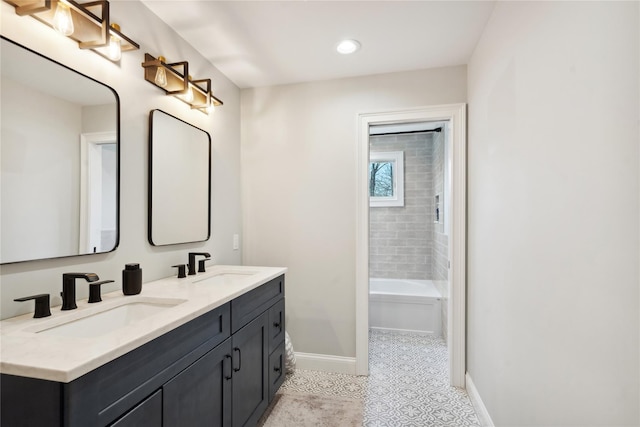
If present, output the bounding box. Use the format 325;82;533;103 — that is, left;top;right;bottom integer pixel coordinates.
1;27;282;427
1;265;286;427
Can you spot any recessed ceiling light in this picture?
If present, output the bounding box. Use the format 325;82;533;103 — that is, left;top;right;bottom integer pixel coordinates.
336;39;361;55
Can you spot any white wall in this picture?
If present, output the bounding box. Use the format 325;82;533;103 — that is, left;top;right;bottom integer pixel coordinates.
82;103;116;134
241;67;466;358
467;2;639;425
0;0;242;320
1;78;82;262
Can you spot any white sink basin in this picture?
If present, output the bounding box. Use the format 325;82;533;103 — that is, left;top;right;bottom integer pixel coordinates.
34;298;186;338
193;270;258;286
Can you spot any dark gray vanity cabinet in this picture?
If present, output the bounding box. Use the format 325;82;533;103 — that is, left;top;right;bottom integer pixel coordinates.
0;274;285;427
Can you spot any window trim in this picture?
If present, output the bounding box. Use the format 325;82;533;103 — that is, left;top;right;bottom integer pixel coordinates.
369;151;404;207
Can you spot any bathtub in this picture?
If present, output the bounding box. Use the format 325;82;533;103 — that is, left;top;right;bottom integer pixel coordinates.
369;278;442;335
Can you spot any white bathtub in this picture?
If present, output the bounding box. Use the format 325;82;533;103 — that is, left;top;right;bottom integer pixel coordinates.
369;278;442;335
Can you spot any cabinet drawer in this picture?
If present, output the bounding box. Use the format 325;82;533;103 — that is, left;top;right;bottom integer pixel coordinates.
231;275;284;333
268;299;285;354
268;343;285;403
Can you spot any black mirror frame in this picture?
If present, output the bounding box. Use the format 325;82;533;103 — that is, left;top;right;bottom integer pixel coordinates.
0;36;120;265
147;109;211;246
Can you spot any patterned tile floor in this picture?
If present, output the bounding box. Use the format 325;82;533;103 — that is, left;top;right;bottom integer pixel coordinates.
280;368;368;399
279;329;480;426
364;329;480;426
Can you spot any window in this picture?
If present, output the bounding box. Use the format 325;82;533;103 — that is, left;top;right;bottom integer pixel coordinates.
369;151;404;207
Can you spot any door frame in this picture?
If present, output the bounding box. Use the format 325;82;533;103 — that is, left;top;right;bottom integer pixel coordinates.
79;131;116;253
355;103;467;387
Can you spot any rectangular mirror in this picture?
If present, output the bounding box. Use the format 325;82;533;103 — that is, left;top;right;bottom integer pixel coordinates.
148;110;211;246
0;37;119;264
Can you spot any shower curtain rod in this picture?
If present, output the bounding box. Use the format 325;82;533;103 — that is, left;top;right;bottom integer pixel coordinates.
370;127;442;137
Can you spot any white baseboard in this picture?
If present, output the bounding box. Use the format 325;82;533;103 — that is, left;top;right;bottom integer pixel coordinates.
465;372;495;427
294;352;357;375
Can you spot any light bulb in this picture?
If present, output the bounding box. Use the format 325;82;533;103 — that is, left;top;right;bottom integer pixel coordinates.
107;35;121;61
206;96;215;114
185;85;194;103
154;56;167;87
105;24;122;61
53;2;74;36
184;75;194;103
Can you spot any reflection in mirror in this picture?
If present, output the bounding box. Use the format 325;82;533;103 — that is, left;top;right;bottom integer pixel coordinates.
148;110;211;246
0;37;119;264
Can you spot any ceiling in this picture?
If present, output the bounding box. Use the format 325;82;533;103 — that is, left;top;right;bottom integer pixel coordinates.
141;1;496;89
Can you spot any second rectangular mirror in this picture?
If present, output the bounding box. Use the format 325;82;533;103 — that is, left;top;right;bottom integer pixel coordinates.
148;110;211;246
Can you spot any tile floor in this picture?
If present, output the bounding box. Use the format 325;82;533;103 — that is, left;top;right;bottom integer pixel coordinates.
364;329;480;426
279;329;480;426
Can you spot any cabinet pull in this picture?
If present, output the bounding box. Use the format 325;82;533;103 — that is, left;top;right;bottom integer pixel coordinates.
233;347;242;372
274;366;281;373
273;321;281;328
224;354;233;380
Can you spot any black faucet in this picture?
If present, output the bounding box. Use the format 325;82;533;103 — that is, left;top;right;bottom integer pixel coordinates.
61;273;99;310
172;264;187;278
14;294;51;318
187;252;210;276
88;280;115;303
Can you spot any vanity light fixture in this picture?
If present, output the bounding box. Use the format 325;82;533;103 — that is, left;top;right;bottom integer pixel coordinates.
142;53;223;115
3;0;139;62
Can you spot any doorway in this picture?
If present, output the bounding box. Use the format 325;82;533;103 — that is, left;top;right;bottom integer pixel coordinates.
355;104;467;387
79;131;117;254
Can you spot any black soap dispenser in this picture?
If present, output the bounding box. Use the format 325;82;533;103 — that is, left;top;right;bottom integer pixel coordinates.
122;263;142;295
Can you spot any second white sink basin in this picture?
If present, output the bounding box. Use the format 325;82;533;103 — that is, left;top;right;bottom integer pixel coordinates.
33;298;186;338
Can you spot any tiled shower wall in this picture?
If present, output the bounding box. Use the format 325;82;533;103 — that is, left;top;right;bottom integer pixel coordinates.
369;129;450;340
432;130;449;282
431;130;449;343
369;133;433;280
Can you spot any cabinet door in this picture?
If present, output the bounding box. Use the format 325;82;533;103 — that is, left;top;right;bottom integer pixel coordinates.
110;390;162;427
163;339;232;427
231;312;268;427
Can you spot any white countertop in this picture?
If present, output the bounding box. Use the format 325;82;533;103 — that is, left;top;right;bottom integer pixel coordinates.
0;265;286;383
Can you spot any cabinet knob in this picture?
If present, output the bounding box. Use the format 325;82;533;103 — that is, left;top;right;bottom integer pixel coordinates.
273;321;281;328
273;366;281;373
